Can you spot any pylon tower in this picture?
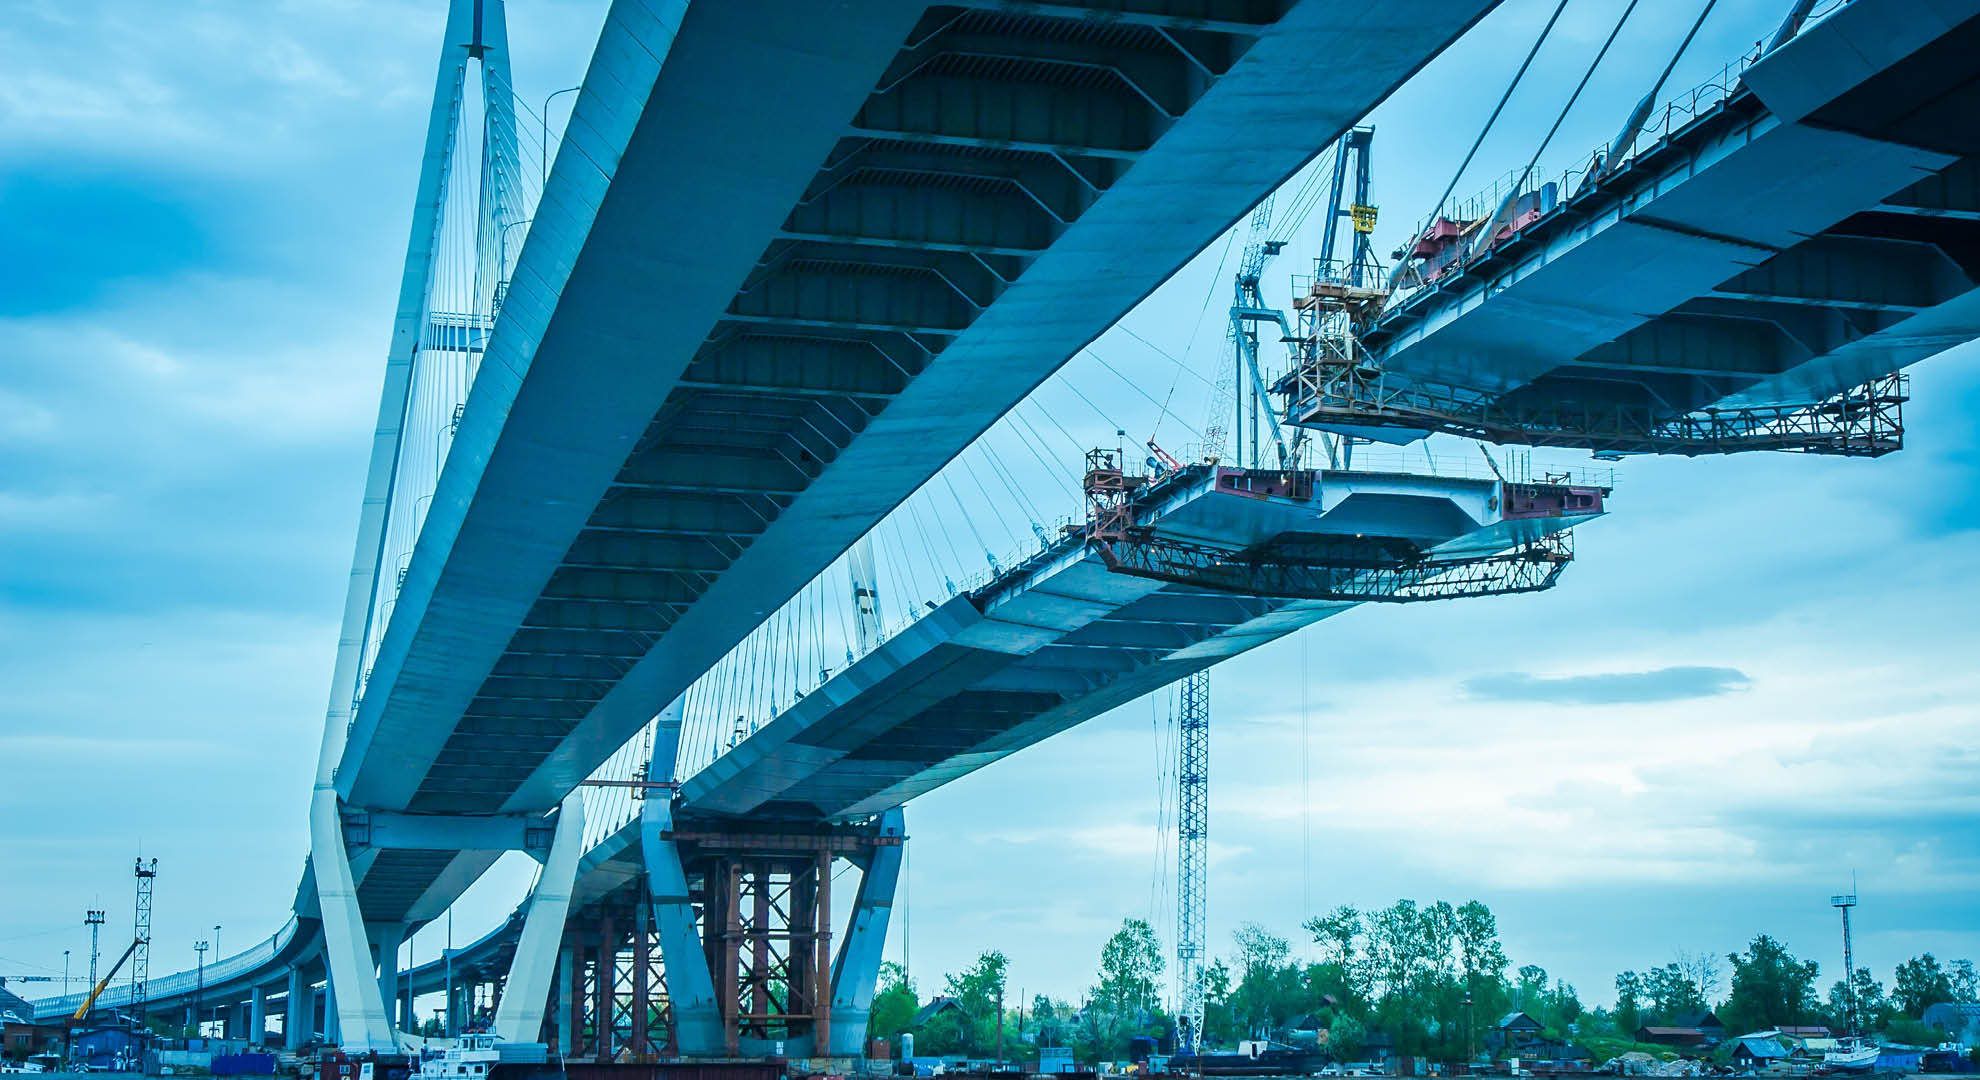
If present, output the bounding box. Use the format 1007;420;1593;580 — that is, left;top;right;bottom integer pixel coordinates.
85;909;105;990
131;859;156;1020
1176;671;1209;1054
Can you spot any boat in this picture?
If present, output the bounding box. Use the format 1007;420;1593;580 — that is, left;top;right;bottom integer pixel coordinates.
1822;1038;1880;1072
416;1034;503;1080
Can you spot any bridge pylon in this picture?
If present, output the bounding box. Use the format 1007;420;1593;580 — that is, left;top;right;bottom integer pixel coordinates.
307;0;544;1053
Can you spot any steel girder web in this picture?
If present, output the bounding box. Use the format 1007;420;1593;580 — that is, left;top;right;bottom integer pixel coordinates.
1092;529;1574;602
1287;360;1908;458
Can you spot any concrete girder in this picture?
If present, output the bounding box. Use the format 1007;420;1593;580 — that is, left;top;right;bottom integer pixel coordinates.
1712;234;1965;312
560;532;737;574
855;60;1161;158
541;568;709;605
1882;154;1980;218
501;628;663;660
947;0;1279;38
680;335;917;398
751;239;1012;310
729;259;982;335
614;451;815;497
784;174;1062;255
874;22;1204;120
775;227;1047;261
521;599;676;634
586;491;782;536
801;141;1097;226
342;810;557;854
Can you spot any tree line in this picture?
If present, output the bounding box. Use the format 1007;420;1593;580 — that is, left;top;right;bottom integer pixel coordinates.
868;899;1979;1065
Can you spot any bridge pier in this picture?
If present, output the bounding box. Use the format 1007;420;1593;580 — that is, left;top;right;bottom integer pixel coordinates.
644;804;905;1060
250;982;268;1045
285;968;308;1050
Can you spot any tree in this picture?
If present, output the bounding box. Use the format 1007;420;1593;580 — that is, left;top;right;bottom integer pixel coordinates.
1825;967;1885;1034
1893;954;1955;1018
1097;918;1165;1013
1454;902;1509;987
1328;1012;1367;1060
1643;963;1706;1023
922;951;1009;1056
1305;906;1364;975
870;962;920;1043
1721;935;1821;1035
1615;971;1643;1034
1950;959;1978;1003
1676;951;1723;1005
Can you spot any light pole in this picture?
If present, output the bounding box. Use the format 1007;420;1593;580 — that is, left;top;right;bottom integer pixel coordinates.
64;950;71;996
194;941;209;1038
214;926;222;959
541;86;581;186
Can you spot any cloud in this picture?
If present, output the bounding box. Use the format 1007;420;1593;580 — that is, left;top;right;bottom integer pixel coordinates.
1462;665;1752;705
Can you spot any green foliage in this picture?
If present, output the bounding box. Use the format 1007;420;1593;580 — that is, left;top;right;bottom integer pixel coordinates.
1824;967;1887;1033
1721;935;1822;1035
1097;918;1165;1013
869;962;920;1043
1894;954;1956;1018
1614;971;1642;1034
918;951;1009;1056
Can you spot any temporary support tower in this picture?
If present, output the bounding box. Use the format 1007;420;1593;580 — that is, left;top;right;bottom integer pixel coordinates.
1176;672;1208;1055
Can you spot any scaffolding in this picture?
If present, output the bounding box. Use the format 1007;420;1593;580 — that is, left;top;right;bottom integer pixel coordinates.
1284;359;1908;459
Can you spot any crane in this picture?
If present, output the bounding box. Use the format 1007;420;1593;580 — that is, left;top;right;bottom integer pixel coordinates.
71;938;142;1025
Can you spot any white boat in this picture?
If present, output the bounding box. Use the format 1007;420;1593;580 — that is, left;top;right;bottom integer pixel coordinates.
417;1033;504;1080
1823;1038;1880;1072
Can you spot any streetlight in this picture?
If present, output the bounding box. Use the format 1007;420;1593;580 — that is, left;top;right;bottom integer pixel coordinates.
63;950;70;996
194;941;209;1040
541;86;581;186
214;926;222;959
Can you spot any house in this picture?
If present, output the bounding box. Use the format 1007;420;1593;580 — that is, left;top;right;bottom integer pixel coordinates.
1487;1012;1547;1054
911;996;965;1029
1730;1036;1789;1068
1776;1025;1830;1045
71;1026;147;1071
1922;1003;1980;1048
1670;1010;1726;1045
0;987;60;1063
1635;1026;1708;1049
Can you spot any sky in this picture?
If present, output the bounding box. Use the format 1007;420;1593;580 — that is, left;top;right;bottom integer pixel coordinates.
3;0;1977;1017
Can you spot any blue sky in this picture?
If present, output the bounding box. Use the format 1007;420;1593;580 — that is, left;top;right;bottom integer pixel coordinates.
2;0;1976;1013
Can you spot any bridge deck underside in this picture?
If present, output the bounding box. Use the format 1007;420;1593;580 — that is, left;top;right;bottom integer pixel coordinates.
1364;0;1980;423
330;0;1500;923
673;469;1593;825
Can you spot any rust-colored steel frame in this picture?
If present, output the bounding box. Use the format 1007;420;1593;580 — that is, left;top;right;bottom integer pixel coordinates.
1092;528;1575;602
566;892;675;1063
1286;359;1908;458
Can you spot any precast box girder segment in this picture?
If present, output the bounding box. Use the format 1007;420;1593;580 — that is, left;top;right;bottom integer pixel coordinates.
674;464;1605;827
1329;0;1980;458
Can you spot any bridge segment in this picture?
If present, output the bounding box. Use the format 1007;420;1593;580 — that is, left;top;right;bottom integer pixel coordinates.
305;0;1506;1051
1288;0;1980;456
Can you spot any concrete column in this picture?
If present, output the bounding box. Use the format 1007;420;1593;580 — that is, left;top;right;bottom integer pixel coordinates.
250;983;269;1046
492;794;585;1045
309;792;394;1052
645;797;722;1055
285;969;308;1050
323;975;341;1046
555;946;574;1053
371;923;404;1036
829;807;906;1056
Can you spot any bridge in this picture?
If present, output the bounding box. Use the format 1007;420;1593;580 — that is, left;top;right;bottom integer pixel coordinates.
31;0;1980;1067
1284;0;1980;458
